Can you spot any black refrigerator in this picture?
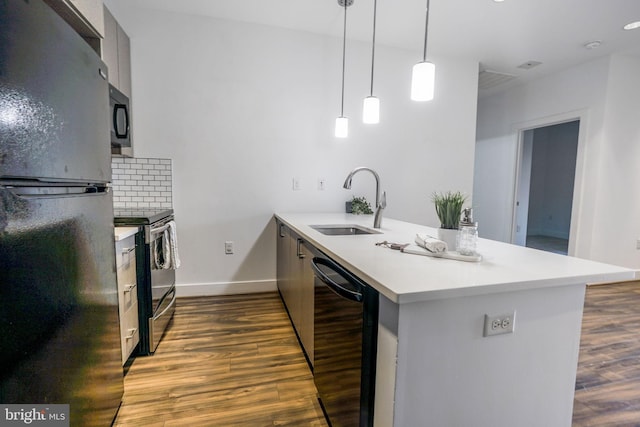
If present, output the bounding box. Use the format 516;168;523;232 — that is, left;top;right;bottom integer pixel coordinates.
0;0;124;425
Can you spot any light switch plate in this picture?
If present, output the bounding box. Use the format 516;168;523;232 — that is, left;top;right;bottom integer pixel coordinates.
292;177;301;191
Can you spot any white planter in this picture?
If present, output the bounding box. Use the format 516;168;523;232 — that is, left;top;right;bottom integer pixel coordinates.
437;228;459;252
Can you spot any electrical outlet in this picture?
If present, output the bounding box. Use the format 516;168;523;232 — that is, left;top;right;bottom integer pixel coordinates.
224;241;234;254
483;311;516;337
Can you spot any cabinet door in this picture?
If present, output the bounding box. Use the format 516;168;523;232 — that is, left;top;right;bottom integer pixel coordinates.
117;24;132;98
277;223;294;315
276;223;314;365
67;0;104;37
102;6;119;87
102;5;131;98
44;0;104;39
288;235;304;330
299;242;314;365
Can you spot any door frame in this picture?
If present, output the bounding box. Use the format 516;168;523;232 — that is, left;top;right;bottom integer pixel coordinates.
510;109;590;256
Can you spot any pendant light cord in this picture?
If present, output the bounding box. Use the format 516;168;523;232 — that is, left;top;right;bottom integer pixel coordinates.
422;0;430;62
369;0;378;96
340;2;347;117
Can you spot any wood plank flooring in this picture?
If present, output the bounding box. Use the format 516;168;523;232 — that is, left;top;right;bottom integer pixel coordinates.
115;283;640;426
573;281;640;426
113;293;327;426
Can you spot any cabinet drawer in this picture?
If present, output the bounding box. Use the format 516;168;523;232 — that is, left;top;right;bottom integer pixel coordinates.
118;270;137;312
115;235;136;270
120;304;139;363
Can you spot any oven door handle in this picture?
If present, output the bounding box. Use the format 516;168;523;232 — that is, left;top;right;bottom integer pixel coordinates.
311;257;363;303
154;287;177;320
150;223;171;235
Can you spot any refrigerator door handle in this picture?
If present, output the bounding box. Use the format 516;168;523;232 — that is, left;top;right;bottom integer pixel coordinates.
0;181;110;198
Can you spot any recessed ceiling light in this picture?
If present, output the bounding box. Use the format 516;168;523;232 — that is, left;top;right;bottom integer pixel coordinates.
623;21;640;30
584;40;602;49
493;0;505;2
517;60;542;70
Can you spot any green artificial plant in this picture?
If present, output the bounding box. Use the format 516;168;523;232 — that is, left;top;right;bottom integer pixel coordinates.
350;196;374;215
432;191;467;229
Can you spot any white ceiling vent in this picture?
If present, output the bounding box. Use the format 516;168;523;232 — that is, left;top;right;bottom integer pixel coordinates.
478;69;518;90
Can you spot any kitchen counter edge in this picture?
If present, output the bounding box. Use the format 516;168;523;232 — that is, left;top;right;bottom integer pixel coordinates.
274;212;637;304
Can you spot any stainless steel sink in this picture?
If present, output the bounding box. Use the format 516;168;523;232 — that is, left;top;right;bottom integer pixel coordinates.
310;224;382;236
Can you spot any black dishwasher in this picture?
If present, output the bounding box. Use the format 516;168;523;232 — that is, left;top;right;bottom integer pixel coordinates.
311;256;378;427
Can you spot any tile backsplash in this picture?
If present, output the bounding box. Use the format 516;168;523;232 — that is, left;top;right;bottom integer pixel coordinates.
111;157;173;209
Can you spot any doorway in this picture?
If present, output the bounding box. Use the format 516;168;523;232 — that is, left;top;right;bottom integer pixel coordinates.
513;120;580;255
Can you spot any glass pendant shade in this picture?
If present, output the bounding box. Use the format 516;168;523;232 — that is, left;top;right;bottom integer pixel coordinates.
335;116;349;138
362;96;380;124
411;61;435;101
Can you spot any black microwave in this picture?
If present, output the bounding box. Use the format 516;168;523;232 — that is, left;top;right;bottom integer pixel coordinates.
109;84;132;157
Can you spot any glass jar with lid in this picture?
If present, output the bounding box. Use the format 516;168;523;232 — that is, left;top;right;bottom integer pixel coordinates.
457;208;478;256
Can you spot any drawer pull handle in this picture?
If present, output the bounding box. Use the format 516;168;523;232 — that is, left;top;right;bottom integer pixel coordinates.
122;246;135;255
125;328;137;340
124;284;136;293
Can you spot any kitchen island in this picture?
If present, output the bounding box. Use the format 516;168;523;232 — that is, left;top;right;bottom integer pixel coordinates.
275;212;636;427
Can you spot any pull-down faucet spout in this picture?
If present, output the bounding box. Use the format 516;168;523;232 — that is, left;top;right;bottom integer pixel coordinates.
343;167;387;228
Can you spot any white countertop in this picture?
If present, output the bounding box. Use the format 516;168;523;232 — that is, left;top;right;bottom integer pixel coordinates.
114;226;139;241
275;213;636;304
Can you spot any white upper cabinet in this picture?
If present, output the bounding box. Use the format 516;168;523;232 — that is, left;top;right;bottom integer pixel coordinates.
103;5;132;98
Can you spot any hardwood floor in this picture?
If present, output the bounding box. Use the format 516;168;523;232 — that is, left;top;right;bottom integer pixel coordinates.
115;283;640;426
113;293;327;426
526;234;569;255
573;281;640;426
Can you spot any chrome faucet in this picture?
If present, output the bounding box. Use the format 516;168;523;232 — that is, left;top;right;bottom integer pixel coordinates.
343;167;387;228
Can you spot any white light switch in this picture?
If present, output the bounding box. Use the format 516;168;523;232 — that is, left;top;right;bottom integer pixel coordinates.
292;177;301;191
225;241;234;254
318;178;326;191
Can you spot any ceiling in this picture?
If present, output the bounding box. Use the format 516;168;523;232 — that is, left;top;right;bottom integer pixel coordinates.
125;0;640;95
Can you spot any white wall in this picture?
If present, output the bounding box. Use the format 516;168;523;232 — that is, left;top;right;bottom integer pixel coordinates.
475;54;640;269
104;1;479;294
591;54;640;268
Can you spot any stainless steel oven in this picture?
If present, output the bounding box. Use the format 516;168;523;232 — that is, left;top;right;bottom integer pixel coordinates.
144;216;177;353
114;208;177;355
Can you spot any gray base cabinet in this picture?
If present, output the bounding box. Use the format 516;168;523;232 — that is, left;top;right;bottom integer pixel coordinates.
276;220;314;366
115;228;140;365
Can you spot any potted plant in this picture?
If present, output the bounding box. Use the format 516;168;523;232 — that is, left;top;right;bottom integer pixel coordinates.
346;196;374;215
432;191;467;250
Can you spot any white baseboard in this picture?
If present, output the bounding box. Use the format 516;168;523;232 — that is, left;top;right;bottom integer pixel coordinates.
175;279;277;297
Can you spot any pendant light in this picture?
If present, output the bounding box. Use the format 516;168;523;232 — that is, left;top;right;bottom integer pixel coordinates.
335;0;353;138
411;0;435;101
362;0;379;124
